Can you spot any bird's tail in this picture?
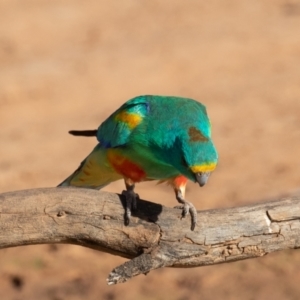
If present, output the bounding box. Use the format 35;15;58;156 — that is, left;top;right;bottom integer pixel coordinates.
58;145;122;190
68;129;98;137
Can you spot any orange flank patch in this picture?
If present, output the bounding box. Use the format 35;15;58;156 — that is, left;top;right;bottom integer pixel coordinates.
173;175;188;188
163;175;187;197
107;150;146;182
114;110;142;129
159;175;187;188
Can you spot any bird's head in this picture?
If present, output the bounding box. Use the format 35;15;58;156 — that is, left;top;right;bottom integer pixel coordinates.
183;138;218;187
190;162;217;187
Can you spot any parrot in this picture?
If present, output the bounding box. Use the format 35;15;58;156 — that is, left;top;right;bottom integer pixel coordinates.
58;95;218;230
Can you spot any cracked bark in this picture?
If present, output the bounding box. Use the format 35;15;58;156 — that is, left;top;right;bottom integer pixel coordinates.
0;187;300;285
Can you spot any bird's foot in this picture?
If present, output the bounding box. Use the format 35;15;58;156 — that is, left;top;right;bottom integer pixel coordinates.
122;189;139;226
174;200;197;231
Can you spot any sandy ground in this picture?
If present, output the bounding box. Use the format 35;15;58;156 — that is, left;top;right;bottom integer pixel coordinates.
1;0;300;299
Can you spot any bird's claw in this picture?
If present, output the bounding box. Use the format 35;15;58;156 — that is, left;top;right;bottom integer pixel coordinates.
174;201;197;231
122;190;139;226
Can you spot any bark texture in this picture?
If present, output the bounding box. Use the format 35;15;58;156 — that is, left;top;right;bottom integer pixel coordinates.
0;187;299;285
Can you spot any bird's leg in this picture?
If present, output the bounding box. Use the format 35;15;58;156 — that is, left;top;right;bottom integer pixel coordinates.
171;176;197;231
122;178;139;226
174;189;197;231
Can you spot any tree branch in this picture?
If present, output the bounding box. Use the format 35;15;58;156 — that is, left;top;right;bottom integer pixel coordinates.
0;187;299;284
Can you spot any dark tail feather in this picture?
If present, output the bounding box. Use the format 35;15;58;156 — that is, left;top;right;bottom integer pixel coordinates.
68;129;98;137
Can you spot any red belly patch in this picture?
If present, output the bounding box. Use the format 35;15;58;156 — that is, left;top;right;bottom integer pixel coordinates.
107;149;146;182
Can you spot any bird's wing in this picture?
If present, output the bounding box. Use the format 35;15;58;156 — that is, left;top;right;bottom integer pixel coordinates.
97;96;149;148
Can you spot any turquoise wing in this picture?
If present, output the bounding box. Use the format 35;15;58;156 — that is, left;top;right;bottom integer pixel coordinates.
97;95;150;148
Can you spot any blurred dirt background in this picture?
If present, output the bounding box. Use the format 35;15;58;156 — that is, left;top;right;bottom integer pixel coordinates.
1;0;300;299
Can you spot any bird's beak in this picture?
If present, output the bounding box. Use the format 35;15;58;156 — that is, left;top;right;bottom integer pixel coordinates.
195;172;210;187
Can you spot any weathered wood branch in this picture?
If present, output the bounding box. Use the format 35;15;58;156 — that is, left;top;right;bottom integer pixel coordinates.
0;188;300;284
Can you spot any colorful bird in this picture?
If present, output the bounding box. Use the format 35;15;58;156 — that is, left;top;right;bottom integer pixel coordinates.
58;95;218;230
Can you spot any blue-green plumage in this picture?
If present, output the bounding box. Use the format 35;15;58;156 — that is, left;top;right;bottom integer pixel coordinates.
96;95;217;181
59;95;218;230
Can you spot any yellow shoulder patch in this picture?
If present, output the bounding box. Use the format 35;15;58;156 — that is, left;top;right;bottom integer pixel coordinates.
115;111;143;129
